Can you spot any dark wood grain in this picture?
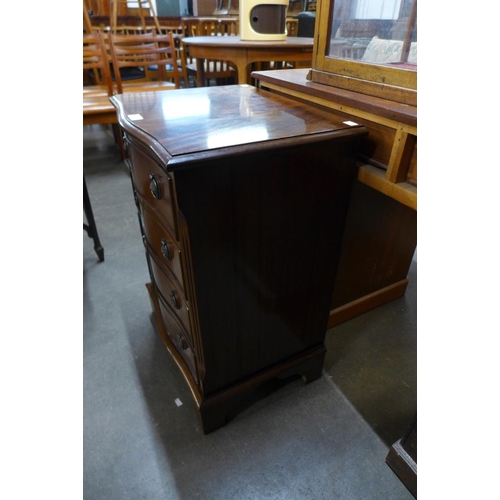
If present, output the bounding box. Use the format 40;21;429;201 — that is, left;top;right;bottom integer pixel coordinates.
174;136;363;395
112;86;368;432
112;85;357;159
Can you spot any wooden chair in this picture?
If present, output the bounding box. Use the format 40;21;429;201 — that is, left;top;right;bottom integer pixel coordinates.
83;0;93;34
82;31;114;260
83;31;113;96
156;24;190;88
190;17;239;37
286;18;299;37
110;0;161;33
83;32;125;160
108;31;181;93
185;17;238;87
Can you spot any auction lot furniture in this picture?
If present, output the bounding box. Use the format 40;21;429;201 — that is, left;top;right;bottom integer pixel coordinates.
111;85;367;433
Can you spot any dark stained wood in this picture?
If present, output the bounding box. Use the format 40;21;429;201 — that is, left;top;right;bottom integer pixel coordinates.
111;86;367;433
111;86;363;161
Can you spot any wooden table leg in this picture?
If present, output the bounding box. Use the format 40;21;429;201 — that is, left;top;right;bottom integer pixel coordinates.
196;58;205;87
83;175;104;262
236;61;249;84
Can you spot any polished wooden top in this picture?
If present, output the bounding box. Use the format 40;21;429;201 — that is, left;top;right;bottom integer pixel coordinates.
252;68;417;127
110;85;366;169
182;35;314;49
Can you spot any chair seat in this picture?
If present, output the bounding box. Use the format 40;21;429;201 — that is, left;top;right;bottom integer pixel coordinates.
114;81;177;93
83;94;115;115
83;85;111;98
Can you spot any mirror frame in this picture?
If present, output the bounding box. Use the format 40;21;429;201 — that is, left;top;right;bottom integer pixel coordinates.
308;0;417;106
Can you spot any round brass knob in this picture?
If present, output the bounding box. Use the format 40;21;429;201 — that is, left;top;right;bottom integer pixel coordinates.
170;290;181;310
176;333;187;350
160;239;173;260
149;174;161;199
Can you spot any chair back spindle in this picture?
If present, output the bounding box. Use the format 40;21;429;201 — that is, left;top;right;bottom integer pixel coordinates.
108;31;181;93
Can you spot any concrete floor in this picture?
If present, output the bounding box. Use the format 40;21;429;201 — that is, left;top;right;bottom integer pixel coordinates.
83;123;416;500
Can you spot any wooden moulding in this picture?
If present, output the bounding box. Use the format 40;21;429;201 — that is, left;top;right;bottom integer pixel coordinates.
311;0;416;107
308;69;417;107
328;279;408;328
358;164;417;210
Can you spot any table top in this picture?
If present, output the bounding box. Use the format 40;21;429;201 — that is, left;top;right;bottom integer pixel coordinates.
252;68;417;127
182;36;314;49
110;85;366;168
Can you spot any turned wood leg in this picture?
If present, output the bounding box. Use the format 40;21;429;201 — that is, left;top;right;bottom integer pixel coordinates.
83;175;104;262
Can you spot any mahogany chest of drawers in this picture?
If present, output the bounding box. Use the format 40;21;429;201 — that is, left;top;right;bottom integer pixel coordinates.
111;85;367;433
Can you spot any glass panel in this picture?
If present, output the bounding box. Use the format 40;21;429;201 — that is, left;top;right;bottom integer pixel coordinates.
328;0;417;69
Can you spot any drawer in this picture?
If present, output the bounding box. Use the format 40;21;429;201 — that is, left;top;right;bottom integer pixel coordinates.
140;203;184;292
157;293;198;385
149;253;192;340
127;141;177;237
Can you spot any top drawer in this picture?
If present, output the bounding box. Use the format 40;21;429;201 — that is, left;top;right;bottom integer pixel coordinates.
127;140;177;238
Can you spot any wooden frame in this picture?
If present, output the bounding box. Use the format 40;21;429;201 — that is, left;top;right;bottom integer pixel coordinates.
309;0;417;106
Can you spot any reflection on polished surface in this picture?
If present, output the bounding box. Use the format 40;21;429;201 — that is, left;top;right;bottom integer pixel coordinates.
115;86;351;157
161;95;211;121
207;125;269;149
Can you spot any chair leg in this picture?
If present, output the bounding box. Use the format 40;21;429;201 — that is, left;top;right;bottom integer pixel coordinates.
83;175;104;262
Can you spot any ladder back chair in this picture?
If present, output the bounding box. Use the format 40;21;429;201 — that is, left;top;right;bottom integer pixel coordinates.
83;32;125;158
110;0;161;33
185;17;238;87
190;17;239;37
82;30;114;261
108;31;181;93
83;32;114;105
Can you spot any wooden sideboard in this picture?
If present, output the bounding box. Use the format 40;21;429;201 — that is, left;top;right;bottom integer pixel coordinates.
252;68;417;327
111;85;367;433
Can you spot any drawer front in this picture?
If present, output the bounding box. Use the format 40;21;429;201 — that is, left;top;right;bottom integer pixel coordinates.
149;254;192;340
140;203;184;292
157;294;198;385
127;141;177;237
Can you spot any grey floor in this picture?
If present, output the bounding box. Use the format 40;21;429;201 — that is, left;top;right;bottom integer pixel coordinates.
83;123;417;500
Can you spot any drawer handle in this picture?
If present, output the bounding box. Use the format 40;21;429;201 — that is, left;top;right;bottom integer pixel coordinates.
170;290;181;310
149;174;162;199
176;333;187;351
160;239;173;261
